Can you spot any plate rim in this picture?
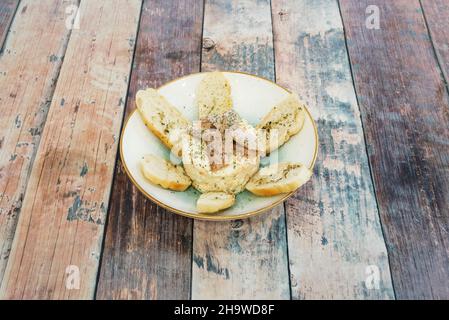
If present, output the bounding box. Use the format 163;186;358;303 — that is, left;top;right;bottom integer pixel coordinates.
119;70;319;221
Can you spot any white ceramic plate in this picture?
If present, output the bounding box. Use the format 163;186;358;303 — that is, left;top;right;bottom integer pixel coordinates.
120;71;318;220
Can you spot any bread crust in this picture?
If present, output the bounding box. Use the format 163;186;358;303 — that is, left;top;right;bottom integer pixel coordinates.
246;162;312;196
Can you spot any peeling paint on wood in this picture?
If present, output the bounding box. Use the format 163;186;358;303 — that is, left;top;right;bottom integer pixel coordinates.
0;0;79;287
340;0;449;299
193;207;290;299
80;162;88;177
66;194;104;225
272;0;395;299
192;0;290;300
0;0;142;299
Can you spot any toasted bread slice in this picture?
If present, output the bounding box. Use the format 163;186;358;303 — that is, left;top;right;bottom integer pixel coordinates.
141;154;191;191
256;93;306;154
246;162;312;196
197;192;235;213
136;88;190;152
196;71;233;119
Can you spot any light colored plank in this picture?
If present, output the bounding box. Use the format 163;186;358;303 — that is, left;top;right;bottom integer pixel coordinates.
96;0;203;300
421;0;449;88
192;0;290;300
0;0;141;299
340;0;449;299
0;0;78;285
272;0;395;299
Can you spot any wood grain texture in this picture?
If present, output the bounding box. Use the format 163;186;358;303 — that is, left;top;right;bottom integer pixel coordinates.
0;0;19;52
0;0;78;286
191;0;290;300
0;0;141;299
340;0;449;299
96;0;203;300
420;0;449;86
272;0;394;299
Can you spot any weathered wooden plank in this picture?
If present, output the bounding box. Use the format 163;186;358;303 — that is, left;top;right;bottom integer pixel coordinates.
0;0;141;299
420;0;449;85
272;0;395;299
0;0;19;51
340;0;449;299
96;0;203;300
191;0;290;299
0;0;78;286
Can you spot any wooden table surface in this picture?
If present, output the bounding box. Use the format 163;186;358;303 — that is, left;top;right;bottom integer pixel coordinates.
0;0;448;300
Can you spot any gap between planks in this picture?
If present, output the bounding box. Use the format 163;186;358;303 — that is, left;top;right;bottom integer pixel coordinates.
0;0;81;287
95;0;203;300
419;0;449;92
0;0;20;53
272;0;395;299
0;0;141;299
340;0;449;299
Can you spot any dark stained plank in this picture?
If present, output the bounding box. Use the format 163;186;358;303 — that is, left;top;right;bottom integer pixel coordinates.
340;0;449;299
272;0;394;299
420;0;449;85
0;0;78;287
0;0;19;52
95;0;203;300
0;0;141;299
191;0;290;299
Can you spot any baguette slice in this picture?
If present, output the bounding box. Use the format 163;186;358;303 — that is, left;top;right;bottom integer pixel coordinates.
141;154;191;191
197;192;235;214
136;88;190;152
256;93;306;154
196;71;233;119
246;162;312;196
